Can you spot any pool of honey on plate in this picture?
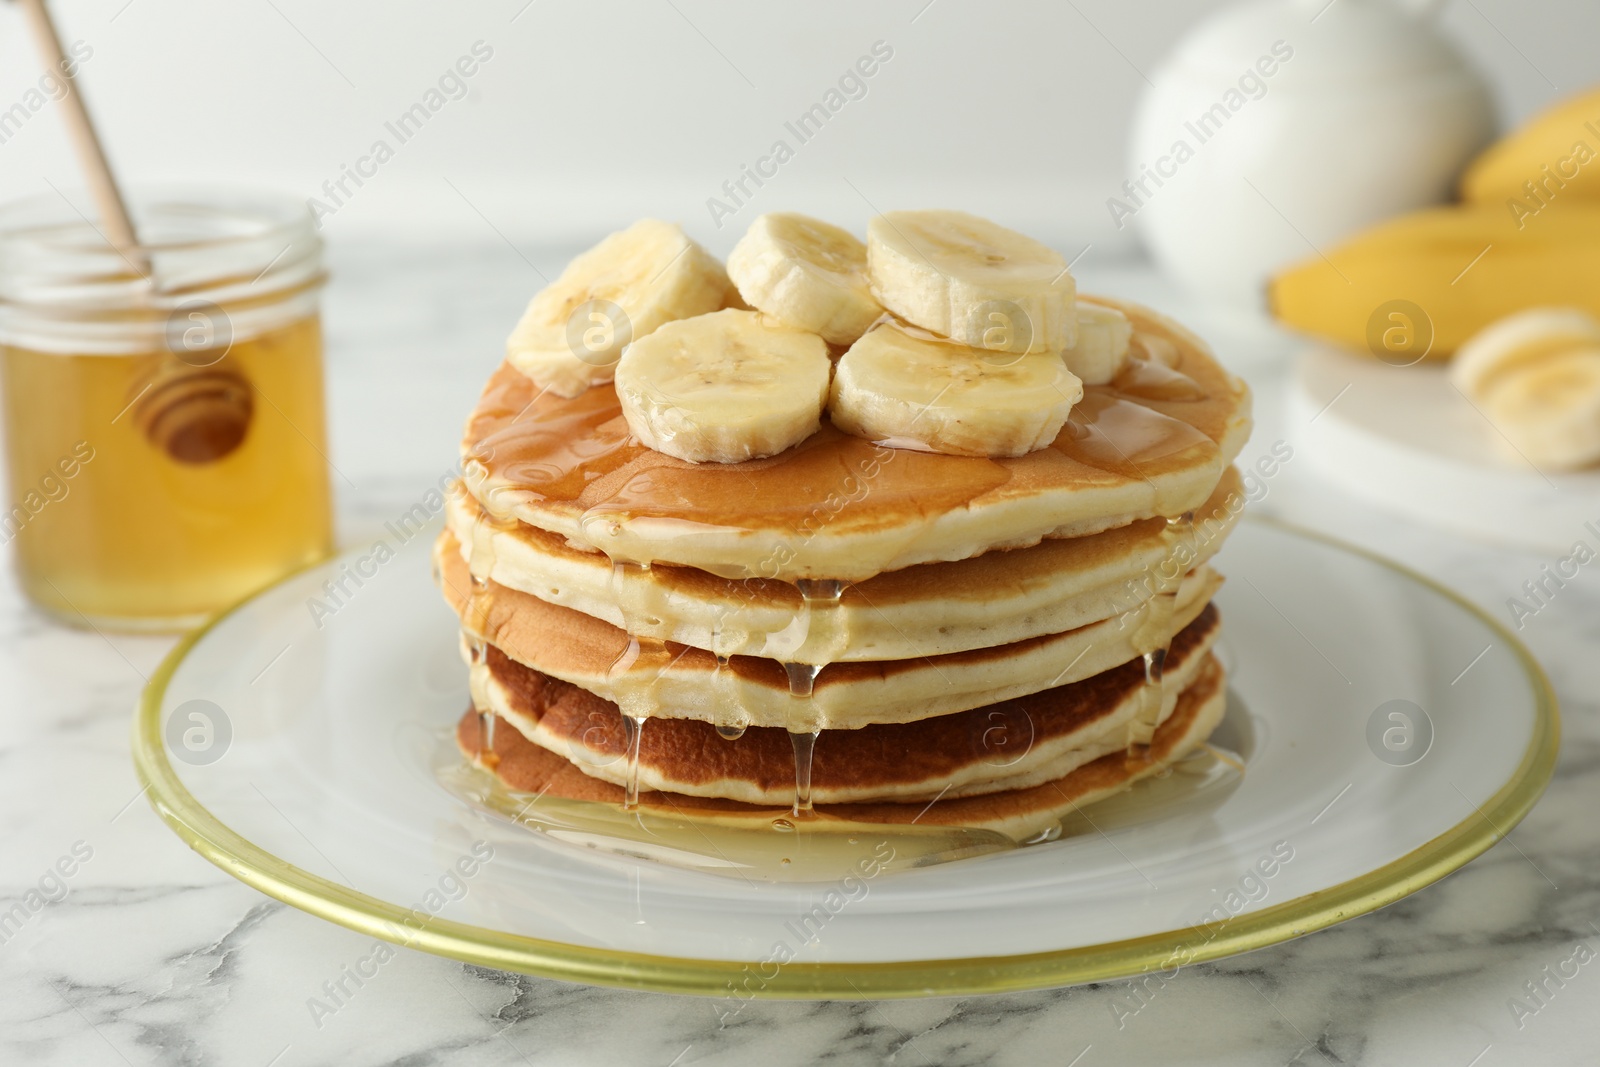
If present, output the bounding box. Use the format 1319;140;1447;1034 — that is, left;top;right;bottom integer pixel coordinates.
1;315;333;628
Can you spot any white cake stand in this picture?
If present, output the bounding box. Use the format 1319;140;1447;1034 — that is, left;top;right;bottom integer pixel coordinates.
1292;345;1600;555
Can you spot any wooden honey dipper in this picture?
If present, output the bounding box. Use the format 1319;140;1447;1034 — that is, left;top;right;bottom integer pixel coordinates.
17;0;253;464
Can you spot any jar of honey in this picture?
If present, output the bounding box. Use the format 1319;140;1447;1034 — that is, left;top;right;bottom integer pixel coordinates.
0;188;333;630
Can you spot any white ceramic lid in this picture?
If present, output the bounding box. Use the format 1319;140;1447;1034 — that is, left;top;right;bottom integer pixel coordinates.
1162;0;1480;86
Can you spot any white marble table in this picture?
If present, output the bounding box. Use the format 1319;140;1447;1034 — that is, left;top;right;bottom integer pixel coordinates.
2;244;1594;1066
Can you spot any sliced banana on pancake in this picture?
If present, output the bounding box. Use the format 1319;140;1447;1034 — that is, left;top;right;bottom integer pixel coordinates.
507;219;730;398
1451;307;1600;469
867;210;1076;354
614;308;832;463
1063;300;1133;385
829;320;1083;457
726;213;883;345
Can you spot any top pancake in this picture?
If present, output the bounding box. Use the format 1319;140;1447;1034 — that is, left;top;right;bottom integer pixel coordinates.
460;296;1252;582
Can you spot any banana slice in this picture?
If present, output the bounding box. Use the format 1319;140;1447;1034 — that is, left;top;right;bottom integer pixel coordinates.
613;308;832;464
1451;307;1600;399
1451;308;1600;469
828;321;1083;458
726;213;883;345
866;210;1076;354
1483;349;1600;469
1063;300;1133;384
507;219;731;397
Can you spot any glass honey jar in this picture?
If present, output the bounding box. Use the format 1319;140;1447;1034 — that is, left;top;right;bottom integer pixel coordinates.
0;188;334;630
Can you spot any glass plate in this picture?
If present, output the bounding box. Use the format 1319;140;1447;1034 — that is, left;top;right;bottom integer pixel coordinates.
132;518;1557;998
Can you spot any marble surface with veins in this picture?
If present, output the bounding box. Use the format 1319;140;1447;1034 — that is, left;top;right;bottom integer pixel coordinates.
0;245;1595;1066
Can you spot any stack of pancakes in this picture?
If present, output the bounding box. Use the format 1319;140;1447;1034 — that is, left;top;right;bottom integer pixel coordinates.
436;295;1253;843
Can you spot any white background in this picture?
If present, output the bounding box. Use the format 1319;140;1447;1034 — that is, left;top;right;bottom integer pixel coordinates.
2;0;1598;254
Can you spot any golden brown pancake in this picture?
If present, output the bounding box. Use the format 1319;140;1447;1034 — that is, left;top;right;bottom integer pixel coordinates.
458;654;1228;840
459;297;1252;581
437;526;1221;729
446;466;1245;663
470;604;1220;805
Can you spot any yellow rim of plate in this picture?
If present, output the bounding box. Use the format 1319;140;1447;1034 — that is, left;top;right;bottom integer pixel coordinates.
131;516;1559;999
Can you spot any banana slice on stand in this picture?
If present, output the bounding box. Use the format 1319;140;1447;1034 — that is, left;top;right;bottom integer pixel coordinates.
829;321;1083;458
1451;307;1600;469
508;219;731;397
727;213;883;345
1480;351;1600;469
867;210;1077;355
613;308;833;464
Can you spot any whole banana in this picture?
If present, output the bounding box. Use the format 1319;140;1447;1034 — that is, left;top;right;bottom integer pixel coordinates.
1269;204;1600;358
1461;87;1600;217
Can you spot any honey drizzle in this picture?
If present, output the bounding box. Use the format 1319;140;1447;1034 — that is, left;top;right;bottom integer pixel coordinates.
789;729;821;815
777;579;847;816
463;478;506;767
709;615;748;740
782;661;822;698
622;714;647;809
1058;394;1212;518
1111;356;1207;402
1126;510;1196;758
599;558;680;809
478;698;497;766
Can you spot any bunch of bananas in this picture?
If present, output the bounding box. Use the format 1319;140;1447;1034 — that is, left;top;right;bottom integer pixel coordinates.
1270;87;1600;362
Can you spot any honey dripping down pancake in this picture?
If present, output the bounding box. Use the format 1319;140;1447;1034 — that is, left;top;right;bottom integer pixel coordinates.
434;211;1252;854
